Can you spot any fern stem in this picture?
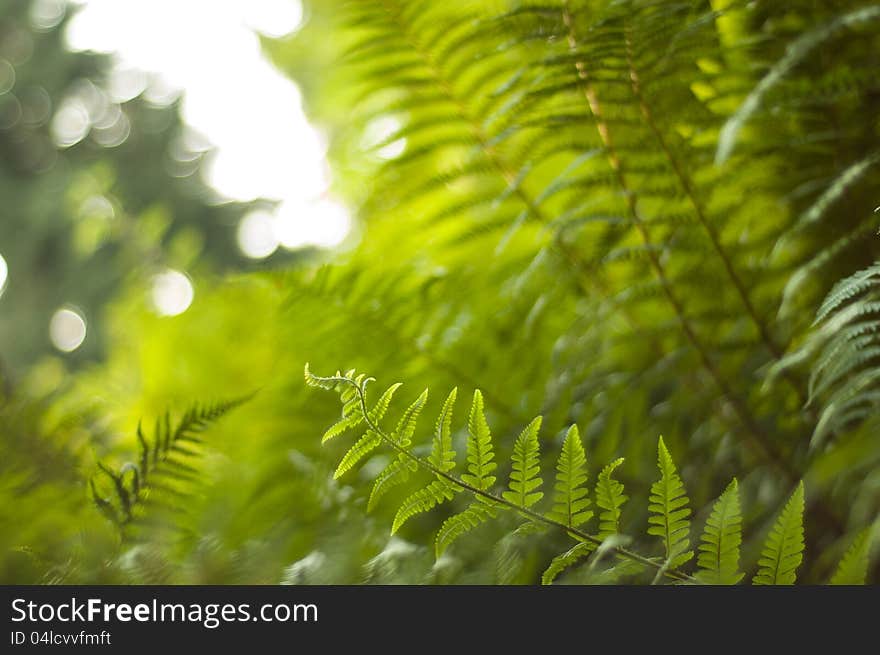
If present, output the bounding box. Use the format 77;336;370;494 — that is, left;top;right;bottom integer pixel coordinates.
560;4;809;488
333;374;698;584
620;27;808;407
375;0;668;355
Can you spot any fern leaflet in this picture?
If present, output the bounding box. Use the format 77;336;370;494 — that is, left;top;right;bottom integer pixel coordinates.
461;390;497;491
502;416;544;509
392;479;458;534
595;457;627;539
541;542;596;585
753;482;806;585
435;500;498;557
829;528;874;585
648;437;693;568
547;425;592;529
429;388;458;474
696;479;744;585
334;430;382;479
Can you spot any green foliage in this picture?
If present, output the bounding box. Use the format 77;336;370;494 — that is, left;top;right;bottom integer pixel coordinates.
502;417;544;509
463;390;497;492
753;482;806;586
830;528;875;585
595;458;627;540
91;398;247;538
648;437;693;569
4;0;880;586
308;367;872;585
696;479;743;585
547;426;592;529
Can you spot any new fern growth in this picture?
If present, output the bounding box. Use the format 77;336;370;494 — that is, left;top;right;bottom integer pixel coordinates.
91;398;248;539
306;366;876;584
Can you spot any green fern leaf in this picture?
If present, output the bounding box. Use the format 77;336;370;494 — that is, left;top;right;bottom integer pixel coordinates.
334;431;382;479
461;390;496;491
392;389;428;447
542;542;596;585
435;500;498;557
830;528;874;585
502;416;544;508
321;412;364;444
648;437;693;568
368;382;403;423
595;458;627;539
429;388;458;474
93;398;245;532
753;482;806;585
368;455;417;511
392;479;458;534
696;479;744;585
547;425;592;528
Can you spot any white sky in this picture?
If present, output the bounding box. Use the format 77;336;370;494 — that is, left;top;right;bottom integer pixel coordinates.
63;0;351;255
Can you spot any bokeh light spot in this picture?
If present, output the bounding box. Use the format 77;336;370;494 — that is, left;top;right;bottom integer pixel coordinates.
0;60;15;95
30;0;67;32
51;98;90;147
237;210;280;259
275;199;352;250
243;0;304;38
362;116;405;160
106;67;147;103
49;307;87;353
151;269;194;316
0;253;8;298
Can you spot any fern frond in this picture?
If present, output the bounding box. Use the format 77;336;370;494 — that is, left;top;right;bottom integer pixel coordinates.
717;5;880;163
308;369;695;583
461;390;497;491
321;412;364;444
392;388;429;447
829;528;874;585
92;398;246;534
595;457;627;539
541;541;596;585
368;455;417;512
435;500;498;557
334;431;382;479
368;382;404;423
753;482;806;585
429;388;458;474
815;263;880;325
547;425;592;529
502;416;544;509
392;479;458;534
648;437;693;568
696;479;744;585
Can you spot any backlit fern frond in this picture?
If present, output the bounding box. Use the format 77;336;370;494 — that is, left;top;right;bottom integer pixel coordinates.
696;479;744;585
280;0;880;545
502;416;544;509
595;458;627;540
547;425;591;529
753;482;806;585
648;437;693;570
308;366;870;585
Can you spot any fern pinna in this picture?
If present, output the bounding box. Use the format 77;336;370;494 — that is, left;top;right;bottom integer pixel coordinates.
306;365;875;584
91;398;247;539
